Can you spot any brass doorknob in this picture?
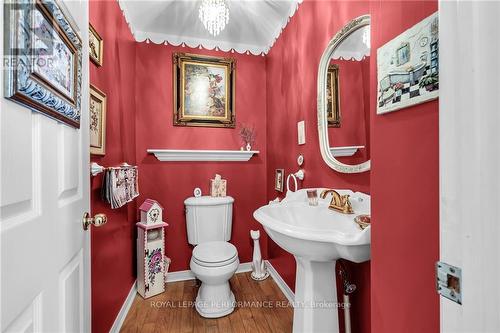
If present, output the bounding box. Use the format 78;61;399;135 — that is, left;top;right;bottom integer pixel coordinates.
82;212;107;230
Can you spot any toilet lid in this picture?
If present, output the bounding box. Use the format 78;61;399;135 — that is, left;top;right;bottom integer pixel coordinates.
192;241;238;266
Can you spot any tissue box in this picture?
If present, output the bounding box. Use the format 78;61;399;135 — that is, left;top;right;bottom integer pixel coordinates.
210;179;227;197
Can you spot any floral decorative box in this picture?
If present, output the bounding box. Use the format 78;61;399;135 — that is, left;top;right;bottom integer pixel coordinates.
210;174;227;197
136;199;169;298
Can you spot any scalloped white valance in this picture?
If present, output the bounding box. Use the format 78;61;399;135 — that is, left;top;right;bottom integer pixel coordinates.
118;0;302;55
331;25;370;61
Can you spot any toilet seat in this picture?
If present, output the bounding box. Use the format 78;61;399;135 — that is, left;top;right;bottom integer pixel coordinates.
192;241;238;267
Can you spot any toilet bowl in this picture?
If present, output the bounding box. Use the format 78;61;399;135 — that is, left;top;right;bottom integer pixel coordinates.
184;196;238;318
190;241;239;318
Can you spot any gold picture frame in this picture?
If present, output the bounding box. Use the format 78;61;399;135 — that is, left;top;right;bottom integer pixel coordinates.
89;85;106;155
173;53;236;128
89;24;103;66
327;64;340;127
275;169;284;192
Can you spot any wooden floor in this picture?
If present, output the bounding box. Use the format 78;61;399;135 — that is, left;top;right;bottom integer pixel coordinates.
120;272;294;333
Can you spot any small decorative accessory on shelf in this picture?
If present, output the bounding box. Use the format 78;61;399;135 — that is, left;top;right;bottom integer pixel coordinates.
239;123;256;151
194;187;202;198
137;199;169;299
210;174;227;197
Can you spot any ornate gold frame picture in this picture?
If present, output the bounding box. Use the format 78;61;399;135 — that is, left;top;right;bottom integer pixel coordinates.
173;53;236;128
89;85;106;155
89;24;103;66
327;64;340;127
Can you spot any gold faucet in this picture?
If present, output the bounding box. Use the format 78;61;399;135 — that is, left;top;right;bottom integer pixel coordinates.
320;189;354;214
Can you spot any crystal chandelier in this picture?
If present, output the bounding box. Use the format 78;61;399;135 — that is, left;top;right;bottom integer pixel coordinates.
198;0;229;36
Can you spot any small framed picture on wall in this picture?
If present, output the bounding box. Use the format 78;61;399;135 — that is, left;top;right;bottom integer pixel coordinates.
89;85;107;155
327;64;340;127
275;169;284;192
89;24;103;66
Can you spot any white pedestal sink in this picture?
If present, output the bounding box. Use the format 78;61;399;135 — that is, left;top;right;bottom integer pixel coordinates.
253;189;370;333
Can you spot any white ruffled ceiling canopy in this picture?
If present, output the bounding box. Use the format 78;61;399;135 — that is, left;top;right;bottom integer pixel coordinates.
118;0;303;55
331;25;370;61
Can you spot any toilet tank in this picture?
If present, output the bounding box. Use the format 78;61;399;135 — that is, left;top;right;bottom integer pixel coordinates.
184;196;234;245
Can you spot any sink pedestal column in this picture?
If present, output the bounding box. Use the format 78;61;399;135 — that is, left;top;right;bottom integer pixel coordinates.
293;257;339;333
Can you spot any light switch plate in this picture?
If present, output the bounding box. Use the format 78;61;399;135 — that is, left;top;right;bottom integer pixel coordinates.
297;121;305;145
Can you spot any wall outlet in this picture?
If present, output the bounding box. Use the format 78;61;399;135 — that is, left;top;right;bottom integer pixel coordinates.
297;121;305;145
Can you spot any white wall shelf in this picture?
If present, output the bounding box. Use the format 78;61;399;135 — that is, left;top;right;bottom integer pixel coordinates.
329;146;365;157
147;149;259;162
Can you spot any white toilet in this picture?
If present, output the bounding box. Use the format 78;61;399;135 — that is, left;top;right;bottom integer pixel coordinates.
185;196;239;318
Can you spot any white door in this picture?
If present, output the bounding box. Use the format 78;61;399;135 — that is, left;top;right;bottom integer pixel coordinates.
1;1;92;332
440;1;500;332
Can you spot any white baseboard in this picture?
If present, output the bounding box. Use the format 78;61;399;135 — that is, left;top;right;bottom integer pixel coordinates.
265;260;295;303
109;261;294;332
166;261;253;282
165;269;196;282
109;281;137;333
236;261;253;273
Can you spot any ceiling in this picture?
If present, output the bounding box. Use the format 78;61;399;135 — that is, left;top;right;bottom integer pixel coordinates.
118;0;302;55
332;25;370;61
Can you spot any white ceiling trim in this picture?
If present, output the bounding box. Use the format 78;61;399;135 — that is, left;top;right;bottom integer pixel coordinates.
118;0;303;56
117;1;137;38
134;30;269;55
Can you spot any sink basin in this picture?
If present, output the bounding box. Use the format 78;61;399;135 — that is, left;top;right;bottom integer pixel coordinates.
253;189;370;333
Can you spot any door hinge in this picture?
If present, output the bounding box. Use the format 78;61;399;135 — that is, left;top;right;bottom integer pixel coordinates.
436;261;462;305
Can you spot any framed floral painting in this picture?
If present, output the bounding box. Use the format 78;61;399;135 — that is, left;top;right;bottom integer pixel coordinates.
327;64;340;127
89;85;106;155
4;0;82;128
173;53;236;127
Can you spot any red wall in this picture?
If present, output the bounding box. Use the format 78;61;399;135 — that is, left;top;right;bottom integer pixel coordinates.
370;1;439;332
89;1;137;333
134;43;268;272
265;2;371;333
329;58;370;163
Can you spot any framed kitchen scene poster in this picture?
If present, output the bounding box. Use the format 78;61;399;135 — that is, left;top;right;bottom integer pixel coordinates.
173;53;236;128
